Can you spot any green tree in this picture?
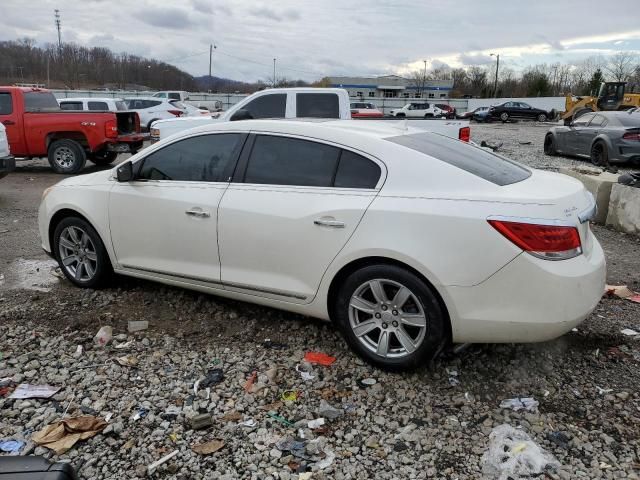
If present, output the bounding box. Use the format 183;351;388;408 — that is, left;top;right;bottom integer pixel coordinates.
585;69;604;96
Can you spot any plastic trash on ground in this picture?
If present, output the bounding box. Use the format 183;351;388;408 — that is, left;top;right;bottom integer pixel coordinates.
94;326;112;346
0;439;25;453
604;284;640;303
499;397;539;412
128;320;149;332
318;399;343;420
303;352;336;366
481;424;560;480
8;384;60;400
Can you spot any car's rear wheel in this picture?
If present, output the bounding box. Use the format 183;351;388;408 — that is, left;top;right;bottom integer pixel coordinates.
537;113;547;122
48;139;87;174
147;118;160;131
395;113;406;118
53;217;111;288
590;141;608;166
544;134;557;156
424;113;434;118
334;264;446;370
89;150;118;166
500;112;509;123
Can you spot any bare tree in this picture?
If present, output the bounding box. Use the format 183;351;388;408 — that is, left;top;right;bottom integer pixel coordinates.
606;51;638;81
408;69;428;97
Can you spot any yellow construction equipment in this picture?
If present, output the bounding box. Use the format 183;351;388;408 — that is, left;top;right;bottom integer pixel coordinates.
562;81;640;124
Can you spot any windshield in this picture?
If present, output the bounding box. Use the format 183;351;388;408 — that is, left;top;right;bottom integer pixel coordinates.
386;133;531;186
24;92;61;112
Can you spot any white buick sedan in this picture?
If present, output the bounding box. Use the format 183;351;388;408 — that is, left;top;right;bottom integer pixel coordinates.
38;120;605;369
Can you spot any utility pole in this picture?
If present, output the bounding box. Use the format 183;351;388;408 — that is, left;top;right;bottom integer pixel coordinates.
46;55;50;87
273;58;276;88
423;60;427;97
490;53;499;98
54;10;62;55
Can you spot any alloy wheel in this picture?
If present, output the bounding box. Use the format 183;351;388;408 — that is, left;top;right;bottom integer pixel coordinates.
58;226;98;282
348;279;427;359
53;146;76;169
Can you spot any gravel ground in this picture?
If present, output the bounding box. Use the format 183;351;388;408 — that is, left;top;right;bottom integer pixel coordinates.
1;123;639;479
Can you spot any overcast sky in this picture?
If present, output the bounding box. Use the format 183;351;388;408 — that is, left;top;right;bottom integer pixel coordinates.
1;0;639;82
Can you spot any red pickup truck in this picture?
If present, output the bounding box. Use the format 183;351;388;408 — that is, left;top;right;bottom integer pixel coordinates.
0;87;144;174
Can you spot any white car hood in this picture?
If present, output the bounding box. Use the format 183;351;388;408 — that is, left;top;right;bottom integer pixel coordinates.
56;169;113;187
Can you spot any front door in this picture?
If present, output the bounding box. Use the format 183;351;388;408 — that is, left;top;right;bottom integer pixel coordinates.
218;134;383;302
567;113;596;155
109;132;246;282
0;91;26;155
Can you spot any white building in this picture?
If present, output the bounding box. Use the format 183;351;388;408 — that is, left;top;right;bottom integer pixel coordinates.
329;75;453;99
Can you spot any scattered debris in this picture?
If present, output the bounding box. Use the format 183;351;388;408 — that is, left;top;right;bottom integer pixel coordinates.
481;424;560;479
276;437;306;455
296;363;315;381
189;413;214;430
260;400;284;412
499;397;539;412
480;140;503;152
596;386;613;395
32;416;107;454
267;412;294;427
244;371;257;393
115;355;138;367
241;419;257;428
114;341;134;350
8;384;60;400
0;439;25;453
263;338;288;349
308;418;325;429
192;439;225;455
128;320;149;332
357;377;377;388
147;449;179;475
547;431;570;449
282;390;300;402
518;141;532;145
316;449;336;469
303;352;336;366
221;411;242;422
318;399;343;420
604;284;640;303
131;407;148;421
73;345;83;357
200;368;224;388
94;326;113;347
621;328;639;336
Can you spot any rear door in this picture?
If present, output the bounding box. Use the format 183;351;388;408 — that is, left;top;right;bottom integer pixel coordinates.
0;91;26;155
218;133;383;303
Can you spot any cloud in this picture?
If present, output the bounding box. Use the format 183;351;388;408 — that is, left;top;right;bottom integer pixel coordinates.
138;7;195;29
191;0;213;14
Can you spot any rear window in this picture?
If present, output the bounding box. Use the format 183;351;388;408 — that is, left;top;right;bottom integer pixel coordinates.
88;101;109;111
296;93;339;118
59;102;83;111
386;133;531;186
115;101;127;111
24;92;60;111
616;113;640;127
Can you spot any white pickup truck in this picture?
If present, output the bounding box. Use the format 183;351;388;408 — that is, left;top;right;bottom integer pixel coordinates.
0;122;15;179
150;88;470;143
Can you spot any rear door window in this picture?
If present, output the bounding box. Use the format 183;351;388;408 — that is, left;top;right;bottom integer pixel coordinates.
244;135;340;187
589;115;607;127
386;133;531;186
0;93;12;114
296;93;339;118
88;101;109;110
334;150;381;189
242;94;286;119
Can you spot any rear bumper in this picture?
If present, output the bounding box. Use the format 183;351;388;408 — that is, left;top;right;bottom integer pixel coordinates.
0;155;15;178
105;133;147;153
442;237;606;343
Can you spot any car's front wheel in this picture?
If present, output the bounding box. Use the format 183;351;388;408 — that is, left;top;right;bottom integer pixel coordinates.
334;264;446;370
500;112;509;122
537;113;547;122
591;141;608;166
544;134;557;156
53;217;111;288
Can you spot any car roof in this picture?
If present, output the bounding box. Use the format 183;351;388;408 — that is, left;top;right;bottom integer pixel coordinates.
59;97;121;102
124;96;172;102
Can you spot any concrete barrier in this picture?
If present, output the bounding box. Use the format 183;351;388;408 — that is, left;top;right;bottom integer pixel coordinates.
558;167;619;224
606;184;640;235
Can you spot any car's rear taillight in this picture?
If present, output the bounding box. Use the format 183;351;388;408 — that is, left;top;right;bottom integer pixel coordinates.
622;129;640;141
168;110;183;117
105;119;118;138
458;126;470;142
488;219;582;260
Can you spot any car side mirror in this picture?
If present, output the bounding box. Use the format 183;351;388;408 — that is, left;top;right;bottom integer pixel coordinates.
230;109;253;121
116;161;133;182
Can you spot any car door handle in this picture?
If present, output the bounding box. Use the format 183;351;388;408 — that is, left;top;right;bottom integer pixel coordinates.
314;218;345;228
185;209;210;218
2;120;14;126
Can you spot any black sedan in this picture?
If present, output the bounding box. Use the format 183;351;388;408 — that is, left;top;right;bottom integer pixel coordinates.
489;101;555;123
544;110;640;166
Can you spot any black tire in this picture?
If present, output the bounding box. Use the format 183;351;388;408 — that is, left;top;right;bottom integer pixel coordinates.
590;141;608;166
544;134;557;156
424;113;434;118
53;216;112;288
395;113;406;118
500;112;509;123
537;113;547;122
333;264;446;370
47;139;87;174
89;150;118;166
147;118;160;130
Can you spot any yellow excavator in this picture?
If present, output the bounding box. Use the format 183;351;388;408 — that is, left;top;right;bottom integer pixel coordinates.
562;81;640;125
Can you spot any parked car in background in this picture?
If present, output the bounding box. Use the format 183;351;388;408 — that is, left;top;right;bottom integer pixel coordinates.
489;101;555;123
435;104;456;119
458;106;487;120
58;97;127;112
0;122;15;179
124;97;186;130
389;102;443;118
473;107;491;123
350;102;384;118
40;119;603;369
544;110;640;166
182;103;212;117
152;91;190;101
0;86;143;174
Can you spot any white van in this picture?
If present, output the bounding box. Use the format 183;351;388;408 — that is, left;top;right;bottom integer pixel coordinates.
58;97;127;111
